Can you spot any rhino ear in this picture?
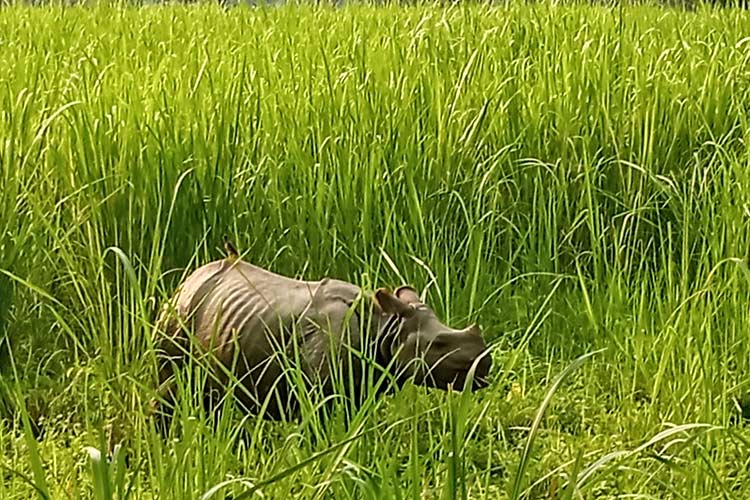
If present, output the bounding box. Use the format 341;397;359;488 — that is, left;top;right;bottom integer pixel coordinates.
395;286;421;304
374;288;415;317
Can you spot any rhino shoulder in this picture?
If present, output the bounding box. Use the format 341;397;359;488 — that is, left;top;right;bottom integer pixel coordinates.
302;278;366;343
308;278;363;314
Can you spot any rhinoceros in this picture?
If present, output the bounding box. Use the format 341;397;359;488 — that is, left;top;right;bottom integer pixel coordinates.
152;251;492;421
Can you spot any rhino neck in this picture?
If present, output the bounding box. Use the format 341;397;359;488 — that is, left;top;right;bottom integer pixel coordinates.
374;312;403;378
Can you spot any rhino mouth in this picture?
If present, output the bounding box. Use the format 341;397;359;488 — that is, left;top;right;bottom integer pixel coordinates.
419;354;492;391
440;369;491;391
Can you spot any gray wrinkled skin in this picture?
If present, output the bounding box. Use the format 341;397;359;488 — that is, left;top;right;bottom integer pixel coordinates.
153;257;492;420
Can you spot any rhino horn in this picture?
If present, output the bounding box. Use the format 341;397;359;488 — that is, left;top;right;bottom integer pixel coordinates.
465;324;481;337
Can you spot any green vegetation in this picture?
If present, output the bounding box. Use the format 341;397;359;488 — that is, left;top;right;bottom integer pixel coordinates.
2;1;750;498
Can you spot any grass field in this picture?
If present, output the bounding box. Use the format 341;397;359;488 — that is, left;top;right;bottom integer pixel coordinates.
2;1;750;498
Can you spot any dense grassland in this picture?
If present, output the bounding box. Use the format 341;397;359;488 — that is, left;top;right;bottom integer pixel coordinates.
2;1;750;498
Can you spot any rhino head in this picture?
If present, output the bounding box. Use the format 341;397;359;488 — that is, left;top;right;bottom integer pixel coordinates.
374;286;492;391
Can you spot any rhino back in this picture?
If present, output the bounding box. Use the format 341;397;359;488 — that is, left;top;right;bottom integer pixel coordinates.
181;260;320;359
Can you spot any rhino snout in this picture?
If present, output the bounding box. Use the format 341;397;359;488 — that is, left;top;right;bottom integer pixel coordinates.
439;350;492;391
425;329;492;391
453;328;492;389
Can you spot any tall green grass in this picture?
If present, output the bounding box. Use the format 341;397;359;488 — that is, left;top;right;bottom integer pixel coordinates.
1;1;750;498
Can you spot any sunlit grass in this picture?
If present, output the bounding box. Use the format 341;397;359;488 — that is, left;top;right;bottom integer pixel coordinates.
1;1;750;498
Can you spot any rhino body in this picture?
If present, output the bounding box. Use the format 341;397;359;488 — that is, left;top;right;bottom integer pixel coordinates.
154;256;491;420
